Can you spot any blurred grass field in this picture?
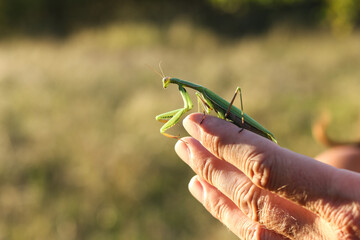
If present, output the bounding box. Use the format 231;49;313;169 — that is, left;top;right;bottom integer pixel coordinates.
0;21;359;239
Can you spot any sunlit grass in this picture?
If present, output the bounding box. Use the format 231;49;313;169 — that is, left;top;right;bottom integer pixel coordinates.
0;21;359;239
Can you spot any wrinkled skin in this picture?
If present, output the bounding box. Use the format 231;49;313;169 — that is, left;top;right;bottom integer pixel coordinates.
175;113;360;240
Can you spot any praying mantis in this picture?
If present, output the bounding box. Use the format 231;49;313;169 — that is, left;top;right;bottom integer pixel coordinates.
155;73;277;144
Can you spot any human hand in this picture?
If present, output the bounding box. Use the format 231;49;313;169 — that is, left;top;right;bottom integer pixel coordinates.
175;113;360;239
315;145;360;173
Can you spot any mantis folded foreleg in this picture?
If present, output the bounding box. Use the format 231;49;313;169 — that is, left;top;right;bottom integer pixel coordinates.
155;85;193;138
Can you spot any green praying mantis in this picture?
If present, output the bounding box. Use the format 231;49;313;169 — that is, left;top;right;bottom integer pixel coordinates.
155;71;277;144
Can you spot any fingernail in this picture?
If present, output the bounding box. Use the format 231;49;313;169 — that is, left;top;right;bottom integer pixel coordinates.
188;176;204;203
183;115;200;139
175;139;191;164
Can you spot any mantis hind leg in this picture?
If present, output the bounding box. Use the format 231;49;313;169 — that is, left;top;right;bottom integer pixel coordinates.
225;87;245;132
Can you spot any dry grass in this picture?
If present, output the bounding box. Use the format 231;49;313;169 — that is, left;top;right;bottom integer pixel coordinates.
0;21;359;239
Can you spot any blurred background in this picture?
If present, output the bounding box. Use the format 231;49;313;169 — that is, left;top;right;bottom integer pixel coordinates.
0;0;359;239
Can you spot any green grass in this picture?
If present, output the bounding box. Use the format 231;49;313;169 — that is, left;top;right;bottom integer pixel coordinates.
0;21;359;239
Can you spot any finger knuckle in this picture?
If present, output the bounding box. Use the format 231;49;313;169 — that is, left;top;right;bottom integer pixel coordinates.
245;149;279;191
202;132;221;159
199;157;218;185
235;221;259;240
205;197;230;222
235;222;277;240
232;181;261;221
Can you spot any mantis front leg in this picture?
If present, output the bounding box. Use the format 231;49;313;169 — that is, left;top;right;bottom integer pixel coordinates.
155;85;193;139
195;92;213;124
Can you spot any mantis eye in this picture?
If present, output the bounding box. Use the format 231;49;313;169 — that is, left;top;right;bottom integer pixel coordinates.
162;77;171;88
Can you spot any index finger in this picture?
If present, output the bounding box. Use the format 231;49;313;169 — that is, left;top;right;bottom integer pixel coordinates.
182;113;360;217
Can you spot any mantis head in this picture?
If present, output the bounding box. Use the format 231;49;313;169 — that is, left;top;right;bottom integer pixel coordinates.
162;77;171;88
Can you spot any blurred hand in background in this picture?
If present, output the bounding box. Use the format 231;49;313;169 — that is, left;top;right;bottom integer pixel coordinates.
176;113;360;239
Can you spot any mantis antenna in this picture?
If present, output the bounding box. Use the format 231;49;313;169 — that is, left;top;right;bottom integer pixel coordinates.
146;63;165;78
158;61;166;78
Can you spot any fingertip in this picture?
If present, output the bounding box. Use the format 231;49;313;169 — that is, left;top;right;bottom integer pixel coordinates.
188;175;204;203
174;137;185;151
175;137;189;153
183;114;201;139
185;113;233;139
184;113;203;123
